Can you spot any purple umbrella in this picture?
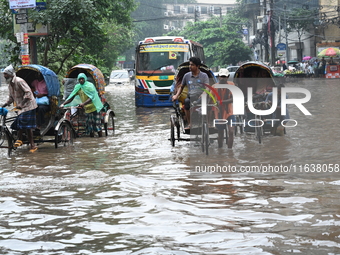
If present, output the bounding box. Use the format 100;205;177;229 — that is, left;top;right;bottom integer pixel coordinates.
302;56;312;60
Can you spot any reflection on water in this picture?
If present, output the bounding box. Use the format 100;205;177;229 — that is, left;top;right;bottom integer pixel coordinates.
0;80;340;254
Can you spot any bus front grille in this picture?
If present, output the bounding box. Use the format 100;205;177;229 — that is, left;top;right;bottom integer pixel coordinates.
155;89;170;95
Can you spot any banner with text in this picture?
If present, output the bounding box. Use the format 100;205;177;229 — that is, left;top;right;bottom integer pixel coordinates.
9;0;36;9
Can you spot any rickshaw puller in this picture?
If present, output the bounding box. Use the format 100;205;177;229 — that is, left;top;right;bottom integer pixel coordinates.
60;73;104;137
172;57;209;129
1;65;38;153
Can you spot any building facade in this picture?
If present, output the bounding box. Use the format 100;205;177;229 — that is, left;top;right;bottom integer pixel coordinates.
163;2;236;31
316;0;340;53
246;0;340;63
158;0;340;64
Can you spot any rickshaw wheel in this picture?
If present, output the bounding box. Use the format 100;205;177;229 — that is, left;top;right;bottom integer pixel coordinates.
204;123;209;155
201;122;209;155
171;123;175;147
225;126;229;145
217;128;224;148
239;124;244;134
170;115;176;147
255;125;262;144
234;115;244;136
0;129;5;146
104;112;115;136
55;121;74;148
6;132;13;157
0;128;7;146
175;120;180;140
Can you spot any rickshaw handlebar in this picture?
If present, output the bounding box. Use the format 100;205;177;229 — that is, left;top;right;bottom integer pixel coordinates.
59;105;83;109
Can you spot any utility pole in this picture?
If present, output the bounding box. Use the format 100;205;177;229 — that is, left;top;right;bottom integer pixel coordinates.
269;0;275;66
30;37;37;64
18;9;30;65
284;4;289;62
278;16;281;43
264;0;269;62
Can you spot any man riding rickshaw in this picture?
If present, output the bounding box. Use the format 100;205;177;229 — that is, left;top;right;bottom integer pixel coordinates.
61;63;115;137
0;64;76;154
170;58;236;153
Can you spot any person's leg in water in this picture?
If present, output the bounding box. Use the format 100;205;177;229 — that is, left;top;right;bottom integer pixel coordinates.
12;110;37;151
95;111;103;137
86;112;94;137
14;129;24;147
14;129;35;150
87;111;103;137
227;115;235;148
27;129;37;151
184;97;191;129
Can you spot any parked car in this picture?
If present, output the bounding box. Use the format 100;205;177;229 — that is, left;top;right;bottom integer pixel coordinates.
213;66;240;82
109;70;131;86
226;66;239;82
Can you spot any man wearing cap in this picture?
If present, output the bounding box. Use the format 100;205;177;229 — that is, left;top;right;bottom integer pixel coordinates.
211;68;235;148
1;65;38;152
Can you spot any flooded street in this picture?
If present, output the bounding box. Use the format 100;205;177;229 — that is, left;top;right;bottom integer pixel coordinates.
0;79;340;254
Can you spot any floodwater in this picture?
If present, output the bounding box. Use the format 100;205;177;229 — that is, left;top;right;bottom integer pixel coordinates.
0;79;340;254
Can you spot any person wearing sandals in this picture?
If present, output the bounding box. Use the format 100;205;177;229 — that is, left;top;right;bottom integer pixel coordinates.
1;65;38;152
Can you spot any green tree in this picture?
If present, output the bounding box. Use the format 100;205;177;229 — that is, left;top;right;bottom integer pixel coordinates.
286;8;317;61
0;0;20;65
0;0;136;76
128;0;196;64
215;38;252;66
168;14;252;67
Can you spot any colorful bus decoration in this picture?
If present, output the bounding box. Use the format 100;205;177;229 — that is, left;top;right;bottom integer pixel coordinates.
135;36;205;107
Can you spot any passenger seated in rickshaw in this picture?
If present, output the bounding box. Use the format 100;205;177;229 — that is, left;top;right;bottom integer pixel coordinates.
254;68;274;98
172;57;209;129
31;72;50;130
237;65;275;132
210;68;235;148
238;66;274;102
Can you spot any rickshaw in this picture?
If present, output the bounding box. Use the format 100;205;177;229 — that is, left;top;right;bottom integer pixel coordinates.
62;64;115;137
233;61;278;143
170;61;233;155
0;64;75;156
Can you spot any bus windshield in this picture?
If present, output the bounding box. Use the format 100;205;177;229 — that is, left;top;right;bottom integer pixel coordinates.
136;43;190;74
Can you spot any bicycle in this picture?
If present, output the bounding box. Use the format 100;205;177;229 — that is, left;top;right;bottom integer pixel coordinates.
0;108;17;157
